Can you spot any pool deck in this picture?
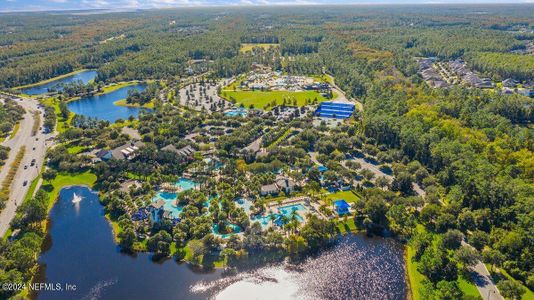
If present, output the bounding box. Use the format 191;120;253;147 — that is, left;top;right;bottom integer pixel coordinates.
259;196;323;229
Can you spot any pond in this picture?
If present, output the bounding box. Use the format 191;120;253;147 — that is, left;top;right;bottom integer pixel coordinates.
66;84;149;122
20;70;98;95
36;186;407;299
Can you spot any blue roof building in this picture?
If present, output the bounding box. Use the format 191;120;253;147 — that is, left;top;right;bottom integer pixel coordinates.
314;101;355;119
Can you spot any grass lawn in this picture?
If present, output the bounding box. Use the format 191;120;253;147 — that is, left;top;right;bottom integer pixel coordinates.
267;127;293;149
66;145;87;154
406;245;426;300
240;43;279;53
99;81;140;94
41;97;73;133
114;99;155;109
42;170;97;210
336;218;357;234
23;175;41;203
458;275;482;299
324;190;360;205
9;122;20;140
105;212;122;242
220;90;329;110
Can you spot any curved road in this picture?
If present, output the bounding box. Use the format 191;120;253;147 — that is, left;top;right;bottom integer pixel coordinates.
0;94;54;236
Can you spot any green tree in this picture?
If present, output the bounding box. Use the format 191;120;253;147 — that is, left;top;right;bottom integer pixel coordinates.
188;240;205;265
497;280;525;300
442;229;464;250
454;246;480;270
118;228;136;252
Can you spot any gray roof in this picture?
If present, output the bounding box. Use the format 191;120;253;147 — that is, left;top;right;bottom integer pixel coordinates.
276;177;296;189
261;183;279;194
111;141;144;160
161;144;195;156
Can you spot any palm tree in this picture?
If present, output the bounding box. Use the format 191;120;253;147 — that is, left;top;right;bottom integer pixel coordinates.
269;213;277;226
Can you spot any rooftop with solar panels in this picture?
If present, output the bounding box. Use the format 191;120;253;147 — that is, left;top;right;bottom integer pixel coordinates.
314;101;355;119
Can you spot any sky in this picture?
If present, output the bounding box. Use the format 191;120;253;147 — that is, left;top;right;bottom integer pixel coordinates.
0;0;532;12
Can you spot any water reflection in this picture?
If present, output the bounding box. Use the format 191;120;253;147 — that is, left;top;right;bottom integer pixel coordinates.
196;235;406;300
37;186;406;300
20;70;97;95
66;84;150;122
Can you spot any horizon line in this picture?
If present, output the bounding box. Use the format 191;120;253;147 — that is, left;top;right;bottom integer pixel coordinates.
1;2;534;14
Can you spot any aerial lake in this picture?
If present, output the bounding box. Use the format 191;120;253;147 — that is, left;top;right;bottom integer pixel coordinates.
36;186;407;300
66;84;149;123
19;70;98;95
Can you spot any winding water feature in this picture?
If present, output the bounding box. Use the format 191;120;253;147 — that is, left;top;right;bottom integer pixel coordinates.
20;70;98;95
66;84;149;122
36;186;406;300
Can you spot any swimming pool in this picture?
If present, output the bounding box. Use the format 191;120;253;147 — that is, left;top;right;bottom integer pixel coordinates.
175;178;198;190
224;108;247;117
255;203;307;229
212;223;242;239
152;191;183;218
278;204;307;218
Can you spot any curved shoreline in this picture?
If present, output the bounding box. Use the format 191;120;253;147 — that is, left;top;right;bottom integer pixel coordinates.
14;69;92;90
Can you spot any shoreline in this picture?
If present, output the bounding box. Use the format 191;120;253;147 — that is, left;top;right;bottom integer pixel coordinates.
113;98;155;109
14;69;92;90
64;81;142;104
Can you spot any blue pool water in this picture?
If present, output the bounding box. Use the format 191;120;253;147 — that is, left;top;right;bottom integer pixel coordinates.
67;84;149;122
254;203;307;229
153;192;183;218
19;70;97;95
278;203;306;217
175;178;198;190
224;108;247;117
236;198;253;214
212;223;242;239
151;178;199;218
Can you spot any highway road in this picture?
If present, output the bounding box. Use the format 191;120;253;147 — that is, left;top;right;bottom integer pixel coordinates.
0;94;54;237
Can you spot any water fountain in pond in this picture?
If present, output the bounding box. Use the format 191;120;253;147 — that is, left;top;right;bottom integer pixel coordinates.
72;192;83;204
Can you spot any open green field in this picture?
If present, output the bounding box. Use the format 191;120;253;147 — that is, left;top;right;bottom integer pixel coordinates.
221;90;329;110
324;190;360;204
240;43;279;53
42;171;97;210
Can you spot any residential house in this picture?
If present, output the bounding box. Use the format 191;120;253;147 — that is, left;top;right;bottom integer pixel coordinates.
110;141;144;160
161;144;196;159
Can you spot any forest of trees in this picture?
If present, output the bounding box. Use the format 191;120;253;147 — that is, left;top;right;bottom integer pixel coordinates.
0;99;24;140
0;4;532;299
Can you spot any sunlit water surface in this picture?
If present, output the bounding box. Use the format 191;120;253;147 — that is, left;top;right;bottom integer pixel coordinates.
36;186;406;300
